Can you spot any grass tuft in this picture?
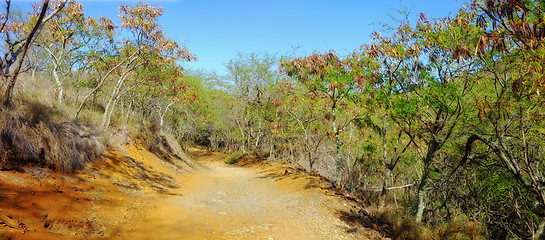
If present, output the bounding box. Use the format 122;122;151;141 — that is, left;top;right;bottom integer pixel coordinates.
0;100;105;173
224;152;246;164
374;207;485;240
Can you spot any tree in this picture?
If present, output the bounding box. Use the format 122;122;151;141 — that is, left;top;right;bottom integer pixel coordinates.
402;10;480;222
350;9;480;221
350;21;420;204
280;51;359;187
225;52;282;154
74;2;196;123
33;0;115;104
456;1;545;238
0;0;67;106
275;80;326;172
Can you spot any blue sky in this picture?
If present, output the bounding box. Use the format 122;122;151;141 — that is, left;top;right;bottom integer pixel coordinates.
17;0;467;74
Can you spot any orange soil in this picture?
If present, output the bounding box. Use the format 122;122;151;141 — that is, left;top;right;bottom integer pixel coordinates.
0;146;385;240
0;142;189;240
119;150;385;239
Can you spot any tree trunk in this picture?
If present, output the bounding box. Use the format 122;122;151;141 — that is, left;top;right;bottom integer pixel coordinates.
290;141;295;163
269;136;274;160
333;103;342;187
254;121;262;154
381;113;389;200
535;219;545;240
3;1;50;106
235;120;246;153
346;123;355;189
415;165;430;222
52;66;63;104
124;100;132;123
102;72;129;128
307;142;313;171
31;66;37;82
104;97;117;128
415;140;438;222
160;101;175;131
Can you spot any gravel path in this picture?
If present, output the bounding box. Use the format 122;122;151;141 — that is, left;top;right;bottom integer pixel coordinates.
121;150;383;240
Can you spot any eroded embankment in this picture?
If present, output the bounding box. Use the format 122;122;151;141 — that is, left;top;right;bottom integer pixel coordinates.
0;140;195;240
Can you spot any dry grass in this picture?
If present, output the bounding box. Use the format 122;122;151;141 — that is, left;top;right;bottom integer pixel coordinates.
0;100;105;173
359;204;485;240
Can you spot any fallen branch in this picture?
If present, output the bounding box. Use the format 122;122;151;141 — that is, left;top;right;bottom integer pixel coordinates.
367;183;415;191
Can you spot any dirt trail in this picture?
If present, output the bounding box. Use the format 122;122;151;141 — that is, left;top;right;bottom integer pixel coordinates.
0;145;383;239
121;149;383;240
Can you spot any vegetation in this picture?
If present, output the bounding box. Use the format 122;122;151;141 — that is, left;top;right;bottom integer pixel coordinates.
0;0;195;173
1;0;545;239
224;151;246;165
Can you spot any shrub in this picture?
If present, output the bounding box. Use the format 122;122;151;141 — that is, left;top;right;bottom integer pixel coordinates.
224;152;246;164
0;101;105;173
384;211;484;240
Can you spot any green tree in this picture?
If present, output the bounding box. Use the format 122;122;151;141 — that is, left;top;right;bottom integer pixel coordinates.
33;0;114;104
404;10;480;222
225;52;282;154
280;51;359;187
459;1;545;238
275;80;327;172
350;22;419;204
351;8;480;222
74;2;196;124
0;0;67;106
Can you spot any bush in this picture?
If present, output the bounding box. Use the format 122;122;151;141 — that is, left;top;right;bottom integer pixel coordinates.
0;101;105;173
378;209;484;240
224;152;246;164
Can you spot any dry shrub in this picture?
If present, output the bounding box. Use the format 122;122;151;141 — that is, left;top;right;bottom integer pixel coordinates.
426;220;484;240
349;202;485;240
132;120;161;150
0;101;104;173
382;212;484;240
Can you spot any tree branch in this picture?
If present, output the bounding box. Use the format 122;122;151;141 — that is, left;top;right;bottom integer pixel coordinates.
0;0;10;34
74;47;142;119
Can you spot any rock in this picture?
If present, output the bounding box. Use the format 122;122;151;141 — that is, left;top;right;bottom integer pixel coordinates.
0;213;21;228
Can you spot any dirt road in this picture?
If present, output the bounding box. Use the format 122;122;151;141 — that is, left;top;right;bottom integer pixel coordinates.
120;149;383;240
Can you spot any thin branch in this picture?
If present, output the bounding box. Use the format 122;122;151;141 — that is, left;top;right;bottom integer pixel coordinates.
3;0;49;105
0;0;10;34
74;47;142;119
368;183;415;191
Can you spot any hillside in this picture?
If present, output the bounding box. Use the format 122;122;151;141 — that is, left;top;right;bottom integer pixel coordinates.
0;131;197;239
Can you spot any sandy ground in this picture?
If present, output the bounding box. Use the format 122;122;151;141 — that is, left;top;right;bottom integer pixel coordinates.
0;146;385;239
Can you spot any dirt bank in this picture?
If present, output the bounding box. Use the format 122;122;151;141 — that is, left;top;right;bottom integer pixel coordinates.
0;142;193;240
